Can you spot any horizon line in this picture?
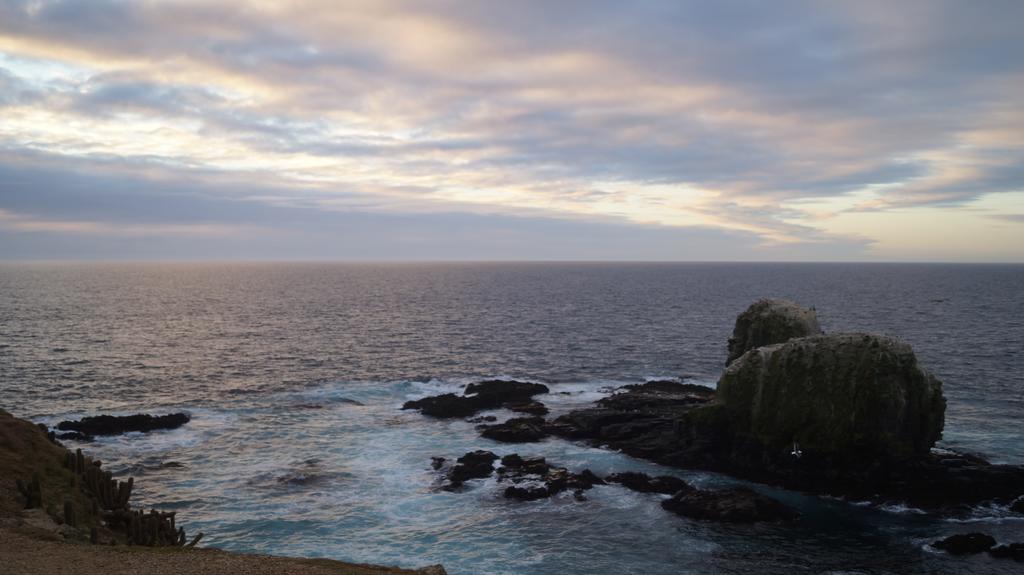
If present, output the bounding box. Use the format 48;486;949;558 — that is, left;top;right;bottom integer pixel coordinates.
2;259;1022;266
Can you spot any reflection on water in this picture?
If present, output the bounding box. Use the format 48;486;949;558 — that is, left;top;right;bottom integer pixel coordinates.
3;263;1024;574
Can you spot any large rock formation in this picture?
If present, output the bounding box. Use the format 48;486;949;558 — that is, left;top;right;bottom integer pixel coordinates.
548;300;1024;511
726;298;822;365
717;333;946;463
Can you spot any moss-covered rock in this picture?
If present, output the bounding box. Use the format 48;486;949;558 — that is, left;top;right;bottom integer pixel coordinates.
726;299;822;365
716;333;945;461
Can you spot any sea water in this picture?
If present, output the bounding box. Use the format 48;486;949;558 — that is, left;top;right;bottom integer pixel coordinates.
1;263;1022;574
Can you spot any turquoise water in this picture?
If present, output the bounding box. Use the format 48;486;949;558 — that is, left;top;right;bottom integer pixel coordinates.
2;263;1023;573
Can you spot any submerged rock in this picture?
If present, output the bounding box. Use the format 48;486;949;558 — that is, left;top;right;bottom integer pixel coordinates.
402;380;550;418
932;532;997;555
717;332;946;463
504;483;550;501
726;298;822;366
661;487;798;523
55;431;93;442
56;413;190;439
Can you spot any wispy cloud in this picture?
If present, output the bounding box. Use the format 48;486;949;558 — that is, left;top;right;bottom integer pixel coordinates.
0;208;257;237
0;0;1022;260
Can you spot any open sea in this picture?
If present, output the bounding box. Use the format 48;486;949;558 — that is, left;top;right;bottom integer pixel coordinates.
1;262;1022;574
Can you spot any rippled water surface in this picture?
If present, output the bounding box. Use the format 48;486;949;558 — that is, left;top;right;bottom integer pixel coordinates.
1;263;1022;574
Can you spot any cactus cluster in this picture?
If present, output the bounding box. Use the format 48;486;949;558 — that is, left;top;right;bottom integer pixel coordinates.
15;472;43;508
64;499;77;527
15;440;202;547
104;508;199;547
66;449;134;511
57;446;201;547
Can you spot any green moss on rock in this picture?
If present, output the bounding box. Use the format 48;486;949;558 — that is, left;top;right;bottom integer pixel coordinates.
716;333;945;460
726;299;823;365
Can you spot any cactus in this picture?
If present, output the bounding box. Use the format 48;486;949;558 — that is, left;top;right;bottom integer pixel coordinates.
15;472;43;508
63;500;76;527
64;445;186;548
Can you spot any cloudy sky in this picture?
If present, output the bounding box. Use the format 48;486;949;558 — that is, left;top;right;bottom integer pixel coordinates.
1;0;1022;261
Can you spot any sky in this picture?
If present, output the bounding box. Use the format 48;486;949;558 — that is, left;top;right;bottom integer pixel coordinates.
1;0;1023;262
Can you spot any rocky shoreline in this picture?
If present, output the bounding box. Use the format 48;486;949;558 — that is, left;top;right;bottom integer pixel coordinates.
0;408;447;574
403;299;1024;560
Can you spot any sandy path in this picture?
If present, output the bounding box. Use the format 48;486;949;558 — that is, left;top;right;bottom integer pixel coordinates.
0;528;439;575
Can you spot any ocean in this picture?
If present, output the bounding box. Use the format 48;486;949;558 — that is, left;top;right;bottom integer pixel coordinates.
1;262;1022;574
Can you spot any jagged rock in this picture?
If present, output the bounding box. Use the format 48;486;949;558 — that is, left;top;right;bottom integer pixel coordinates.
989;543;1024;561
548;380;715;455
717;333;945;462
403;393;479;418
932;533;997;555
605;472;691;495
479;416;549;443
56;413;190;438
403;380;550;418
597;381;714;411
494;454;602;501
447;451;498;486
661;487;798;523
1011;497;1024;514
726;298;822;365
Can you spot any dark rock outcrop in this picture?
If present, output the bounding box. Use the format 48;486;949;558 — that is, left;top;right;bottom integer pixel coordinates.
494;454;603;501
403;380;550;418
605;472;691;495
932;532;997;555
661;487;798;523
56;413;190;439
548;380;716;463
444;450;498;489
479;416;549;443
726;298;822;365
1011;497;1024;514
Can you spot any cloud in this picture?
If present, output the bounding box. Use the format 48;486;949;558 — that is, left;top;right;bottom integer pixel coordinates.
0;153;872;261
0;208;254;237
989;214;1024;223
0;1;1022;260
